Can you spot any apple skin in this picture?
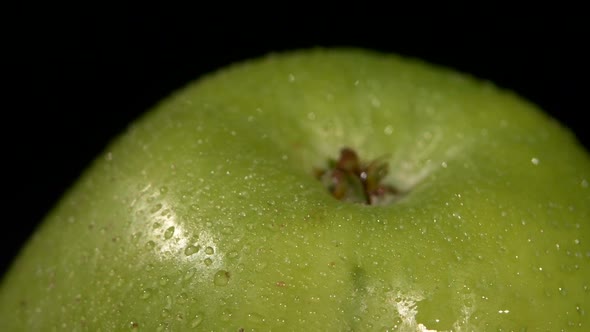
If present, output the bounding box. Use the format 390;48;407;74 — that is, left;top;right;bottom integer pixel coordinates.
1;48;589;331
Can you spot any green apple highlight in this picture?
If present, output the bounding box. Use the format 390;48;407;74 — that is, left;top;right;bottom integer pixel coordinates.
1;48;589;330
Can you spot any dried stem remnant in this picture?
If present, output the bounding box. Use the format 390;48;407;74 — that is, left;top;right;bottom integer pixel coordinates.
315;147;399;205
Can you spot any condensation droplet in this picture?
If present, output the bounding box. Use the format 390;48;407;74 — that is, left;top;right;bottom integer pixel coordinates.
559;287;568;296
221;226;233;235
384;125;393;135
160;275;169;286
178;292;188;304
164;227;175;239
150;203;163;214
159;186;168;195
221;309;232;322
191;313;204;327
156;322;168;332
184;245;200;256
248;312;265;323
141;288;153;299
214;270;230;286
370;95;381;107
204;258;213;266
184;268;196;281
255;261;267;272
131;232;142;244
161;308;171;319
228;251;239;259
205;246;214;255
146;241;156;249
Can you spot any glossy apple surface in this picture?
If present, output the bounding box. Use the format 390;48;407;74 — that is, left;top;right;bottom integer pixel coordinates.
1;48;589;331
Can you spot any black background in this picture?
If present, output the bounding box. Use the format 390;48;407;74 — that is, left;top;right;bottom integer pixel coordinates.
3;6;588;278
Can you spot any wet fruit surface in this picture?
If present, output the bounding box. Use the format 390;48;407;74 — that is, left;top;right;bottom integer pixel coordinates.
1;48;589;330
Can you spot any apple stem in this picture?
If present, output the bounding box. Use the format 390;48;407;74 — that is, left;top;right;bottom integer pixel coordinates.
314;147;399;205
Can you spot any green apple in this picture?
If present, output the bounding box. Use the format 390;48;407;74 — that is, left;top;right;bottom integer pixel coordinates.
1;48;589;331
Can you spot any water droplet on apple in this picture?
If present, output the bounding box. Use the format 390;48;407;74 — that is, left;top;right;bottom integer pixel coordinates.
204;258;213;266
159;275;169;286
214;270;230;286
205;246;214;255
384;125;393;135
146;241;156;249
161;308;171;319
140;288;153;299
220;309;233;322
228;251;239;259
156;322;168;332
184;245;200;256
255;261;267;272
164;226;175;239
131;232;142;244
221;226;233;234
248;312;265;323
175;292;188;304
369;94;381;107
559;287;568;296
159;186;168;195
150;203;163;214
184;268;196;281
190;313;204;327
